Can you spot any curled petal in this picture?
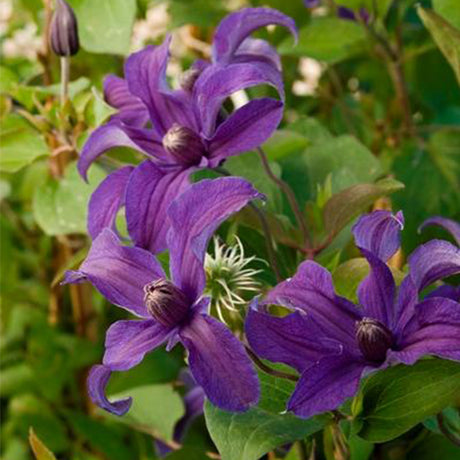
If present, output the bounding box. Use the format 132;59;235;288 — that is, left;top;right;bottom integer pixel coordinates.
209;98;283;164
425;284;460;302
245;299;341;373
78;123;164;181
419;216;460;246
393;276;419;337
352;210;404;262
103;319;171;371
233;38;282;71
264;260;362;350
194;62;284;138
392;297;460;365
212;7;297;65
357;248;396;328
87;365;132;415
88;166;133;239
126;161;190;254
179;314;259;411
168;177;264;301
408;240;460;292
288;355;365;419
63;229;164;317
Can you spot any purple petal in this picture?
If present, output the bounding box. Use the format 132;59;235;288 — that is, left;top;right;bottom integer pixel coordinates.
337;6;357;21
103;75;149;126
194;62;284;138
352;210;404;262
87;365;132;415
264;260;362;349
391;297;460;365
179;313;259;411
304;0;320;7
393;276;419;337
425;284;460;302
78;123;165;181
419;216;460;246
209;98;283;163
88;166;133;239
173;386;205;444
288;355;365;418
63;229;164;317
212;7;297;65
233;38;282;71
125;161;190;254
245;299;341;373
103;319;171;371
408;240;460;292
357;248;396;328
168;177;264;301
124;39;197;137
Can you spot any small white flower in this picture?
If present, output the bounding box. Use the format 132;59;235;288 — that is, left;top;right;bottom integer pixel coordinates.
205;237;264;323
292;57;323;96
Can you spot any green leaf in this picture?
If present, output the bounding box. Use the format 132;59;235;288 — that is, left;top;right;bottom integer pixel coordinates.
280;17;367;62
29;428;57;460
433;0;460;30
69;0;136;55
84;87;118;127
108;384;184;441
333;258;370;304
204;371;328;460
168;0;226;28
406;433;460;460
418;6;460;85
323;178;405;236
33;161;106;235
0;115;48;173
262;130;309;161
354;359;460;442
303;135;382;198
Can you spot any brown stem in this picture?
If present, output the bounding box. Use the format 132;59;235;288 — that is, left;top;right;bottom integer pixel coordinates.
245;346;298;382
437;413;460;447
257;148;312;249
40;0;53;85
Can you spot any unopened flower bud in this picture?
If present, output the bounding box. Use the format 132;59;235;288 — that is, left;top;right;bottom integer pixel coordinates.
50;0;79;57
179;68;202;92
144;279;190;327
162;123;205;166
356;318;393;363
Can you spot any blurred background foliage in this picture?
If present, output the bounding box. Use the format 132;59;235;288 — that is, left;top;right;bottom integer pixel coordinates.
0;0;459;459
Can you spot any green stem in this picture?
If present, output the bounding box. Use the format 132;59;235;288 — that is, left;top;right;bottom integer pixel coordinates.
60;56;70;107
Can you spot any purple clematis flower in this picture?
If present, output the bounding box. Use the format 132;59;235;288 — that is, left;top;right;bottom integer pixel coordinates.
246;210;460;418
419;216;460;246
80;8;296;253
64;177;263;414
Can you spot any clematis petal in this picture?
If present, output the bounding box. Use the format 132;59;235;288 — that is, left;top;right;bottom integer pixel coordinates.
78;122;165;181
103;319;171;371
391;297;460;365
87;365;132;415
233;38;282;71
245;299;341;373
103;74;149;126
208;98;283;164
125;161;190;254
264;260;362;349
88;166;133;239
212;7;297;65
393;275;419;337
425;284;460;302
357;248;396;328
124;39;197;137
179;313;259;411
419;216;460;246
352;210;404;262
194;62;284;138
62;229;164;317
287;355;366;419
168;177;264;301
408;240;460;292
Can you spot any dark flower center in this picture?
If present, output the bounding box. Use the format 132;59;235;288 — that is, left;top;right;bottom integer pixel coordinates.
143;279;190;328
162;124;205;166
179;68;202;92
356;317;393;363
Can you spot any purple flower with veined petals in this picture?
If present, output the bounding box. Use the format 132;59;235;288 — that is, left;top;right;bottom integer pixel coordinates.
63;177;263;414
245;210;460;419
81;7;297;253
419;216;460;246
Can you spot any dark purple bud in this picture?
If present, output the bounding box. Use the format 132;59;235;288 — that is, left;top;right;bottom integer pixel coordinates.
144;279;190;327
179;68;202;92
358;7;370;24
356;318;393;363
337;6;357;21
50;0;79;57
162;124;205;166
